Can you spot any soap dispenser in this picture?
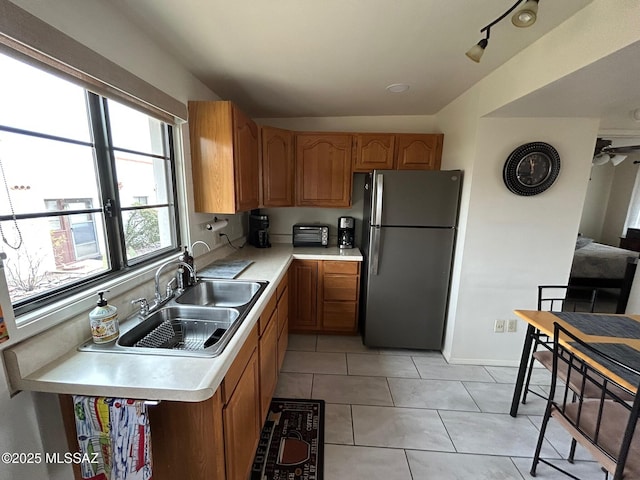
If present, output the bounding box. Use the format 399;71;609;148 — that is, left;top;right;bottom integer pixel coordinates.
179;246;194;287
89;291;119;344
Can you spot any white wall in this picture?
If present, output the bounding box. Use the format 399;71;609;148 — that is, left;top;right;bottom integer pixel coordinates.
601;157;639;245
443;117;599;365
579;164;615;241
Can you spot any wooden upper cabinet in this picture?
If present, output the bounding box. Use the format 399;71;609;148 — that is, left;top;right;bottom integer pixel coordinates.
188;101;259;213
353;134;396;172
395;134;443;170
261;126;294;207
295;134;353;207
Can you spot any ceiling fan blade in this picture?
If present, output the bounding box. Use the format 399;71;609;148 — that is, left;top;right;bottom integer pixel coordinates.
602;144;640;155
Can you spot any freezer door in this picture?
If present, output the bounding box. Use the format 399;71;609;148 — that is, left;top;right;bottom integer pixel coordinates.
364;226;455;350
373;170;461;227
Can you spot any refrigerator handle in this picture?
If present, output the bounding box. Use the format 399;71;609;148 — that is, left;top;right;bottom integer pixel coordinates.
373;173;384;226
370;226;381;275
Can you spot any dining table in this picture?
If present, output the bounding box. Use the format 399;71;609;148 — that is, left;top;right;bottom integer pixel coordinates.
509;309;640;417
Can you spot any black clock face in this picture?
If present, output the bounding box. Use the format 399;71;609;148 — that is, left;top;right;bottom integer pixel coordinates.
503;142;561;196
516;153;551;187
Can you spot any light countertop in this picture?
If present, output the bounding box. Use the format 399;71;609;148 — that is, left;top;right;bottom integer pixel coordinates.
3;244;362;402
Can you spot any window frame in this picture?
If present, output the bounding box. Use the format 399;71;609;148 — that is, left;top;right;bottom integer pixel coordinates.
0;75;182;318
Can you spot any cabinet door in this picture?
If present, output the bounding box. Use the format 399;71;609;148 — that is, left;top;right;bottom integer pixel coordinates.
188;101;236;213
354;134;395;172
395;134;443;170
289;260;318;331
261;126;294;207
223;350;261;480
259;310;279;421
295;134;353;207
147;392;226;480
278;317;289;369
233;105;260;211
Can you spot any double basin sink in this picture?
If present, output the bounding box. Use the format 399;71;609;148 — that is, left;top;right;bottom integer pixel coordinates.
79;279;268;358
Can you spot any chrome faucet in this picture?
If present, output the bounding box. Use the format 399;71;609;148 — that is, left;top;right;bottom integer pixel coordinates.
154;260;196;306
191;240;211;254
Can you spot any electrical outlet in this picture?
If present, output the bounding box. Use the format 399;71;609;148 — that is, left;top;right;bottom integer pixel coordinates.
494;319;506;333
507;319;518;333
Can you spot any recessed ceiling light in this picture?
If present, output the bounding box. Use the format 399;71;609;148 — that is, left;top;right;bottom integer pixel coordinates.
386;83;410;93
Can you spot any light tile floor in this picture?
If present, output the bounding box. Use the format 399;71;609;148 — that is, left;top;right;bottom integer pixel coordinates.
274;334;607;480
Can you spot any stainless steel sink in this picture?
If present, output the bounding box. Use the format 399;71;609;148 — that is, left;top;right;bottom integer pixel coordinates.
175;280;263;307
118;306;238;352
78;279;268;358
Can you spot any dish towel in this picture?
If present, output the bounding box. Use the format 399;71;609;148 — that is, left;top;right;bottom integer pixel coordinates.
0;305;9;343
72;396;153;480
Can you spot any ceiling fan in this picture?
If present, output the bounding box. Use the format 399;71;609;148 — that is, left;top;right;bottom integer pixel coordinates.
592;138;640;166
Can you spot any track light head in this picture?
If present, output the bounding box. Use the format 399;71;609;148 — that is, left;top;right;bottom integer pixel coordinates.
512;0;539;28
465;38;488;63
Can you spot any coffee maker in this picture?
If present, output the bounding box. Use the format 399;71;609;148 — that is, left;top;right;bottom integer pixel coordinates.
338;216;355;249
249;211;271;248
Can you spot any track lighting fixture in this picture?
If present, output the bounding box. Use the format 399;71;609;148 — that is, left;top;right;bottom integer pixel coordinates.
466;0;540;63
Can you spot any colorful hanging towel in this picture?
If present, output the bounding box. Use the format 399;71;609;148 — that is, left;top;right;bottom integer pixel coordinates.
72;396;153;480
0;305;9;344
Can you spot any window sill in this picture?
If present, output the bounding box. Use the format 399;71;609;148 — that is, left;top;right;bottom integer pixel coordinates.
1;252;182;351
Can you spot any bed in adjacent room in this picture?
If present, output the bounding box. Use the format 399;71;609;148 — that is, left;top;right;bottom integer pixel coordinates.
569;236;639;312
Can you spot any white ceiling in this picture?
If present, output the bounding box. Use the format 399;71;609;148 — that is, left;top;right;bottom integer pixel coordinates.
109;0;595;118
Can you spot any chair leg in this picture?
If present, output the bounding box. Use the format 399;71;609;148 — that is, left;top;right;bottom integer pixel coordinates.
522;350;538;405
531;404;553;476
568;438;577;463
522;338;538;405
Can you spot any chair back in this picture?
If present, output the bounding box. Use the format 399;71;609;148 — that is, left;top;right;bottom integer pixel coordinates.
548;322;640;478
538;285;598;313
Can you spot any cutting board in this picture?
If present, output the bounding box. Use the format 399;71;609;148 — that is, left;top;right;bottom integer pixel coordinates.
198;260;254;279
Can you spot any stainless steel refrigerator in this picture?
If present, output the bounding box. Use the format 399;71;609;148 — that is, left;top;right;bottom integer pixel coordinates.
360;170;462;350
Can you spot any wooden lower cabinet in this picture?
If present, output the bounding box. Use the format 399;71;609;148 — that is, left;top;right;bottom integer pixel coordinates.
289;259;360;334
149;391;226;480
59;392;227;480
223;348;261;480
259;307;279;420
289;260;319;331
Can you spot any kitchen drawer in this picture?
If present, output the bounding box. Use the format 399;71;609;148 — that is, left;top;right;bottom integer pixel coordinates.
222;324;258;404
323;261;359;275
323;275;358;301
322;302;357;331
258;292;277;335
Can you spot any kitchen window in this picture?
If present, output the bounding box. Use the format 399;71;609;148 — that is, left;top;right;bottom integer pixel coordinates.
0;52;180;317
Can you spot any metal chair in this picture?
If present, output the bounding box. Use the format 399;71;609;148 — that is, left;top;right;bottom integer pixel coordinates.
531;322;640;479
521;285;598;405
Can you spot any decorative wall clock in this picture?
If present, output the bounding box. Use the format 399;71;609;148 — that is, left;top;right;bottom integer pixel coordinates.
502;142;560;196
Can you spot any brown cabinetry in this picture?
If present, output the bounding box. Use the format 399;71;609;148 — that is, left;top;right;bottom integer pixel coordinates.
259;303;278;421
289;260;360;334
353;134;396;172
295;133;353;207
396;134;443;170
289;260;319;331
188;101;259;213
276;271;289;369
261;126;294;207
222;326;261;480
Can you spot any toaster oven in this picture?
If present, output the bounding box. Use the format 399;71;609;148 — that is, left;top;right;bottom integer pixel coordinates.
292;224;330;247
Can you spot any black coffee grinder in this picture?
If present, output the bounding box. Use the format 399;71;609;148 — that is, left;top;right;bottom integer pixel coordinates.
249;210;271;248
338;216;355;249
